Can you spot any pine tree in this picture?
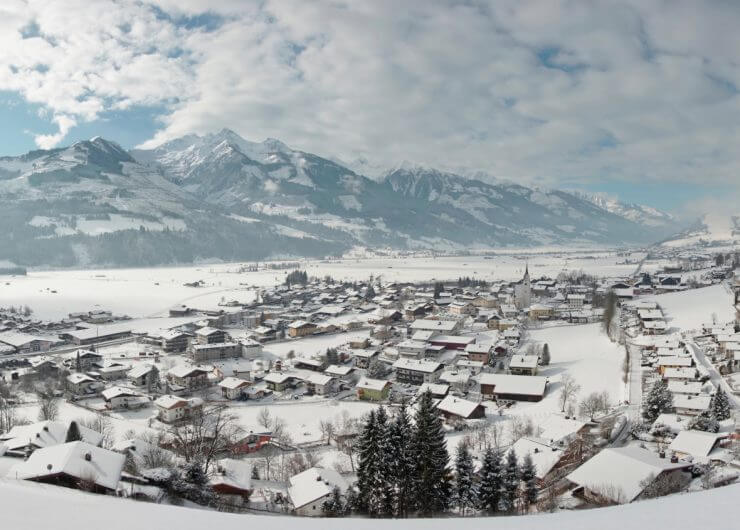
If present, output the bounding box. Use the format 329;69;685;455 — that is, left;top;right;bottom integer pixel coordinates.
453;444;477;516
326;348;339;366
519;454;538;513
477;447;502;514
541;344;550;366
499;450;520;513
356;408;392;517
65;420;82;442
373;406;394;517
643;379;673;423
412;390;451;515
711;388;731;421
356;410;377;514
388;401;415;517
689;409;720;433
365;283;376;301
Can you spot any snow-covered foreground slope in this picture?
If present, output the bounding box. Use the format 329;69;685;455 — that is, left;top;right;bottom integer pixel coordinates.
1;478;738;530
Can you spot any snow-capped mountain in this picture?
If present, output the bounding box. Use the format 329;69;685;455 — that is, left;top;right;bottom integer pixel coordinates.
0;131;682;267
572;192;676;228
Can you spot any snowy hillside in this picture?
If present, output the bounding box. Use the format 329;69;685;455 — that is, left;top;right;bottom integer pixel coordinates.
661;212;739;248
573;192;676;228
0;131;682;267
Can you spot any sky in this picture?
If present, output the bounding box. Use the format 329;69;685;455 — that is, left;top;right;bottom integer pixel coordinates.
1;0;739;214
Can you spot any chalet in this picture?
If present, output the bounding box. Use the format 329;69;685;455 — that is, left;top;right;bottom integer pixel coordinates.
0;331;55;353
509;354;539;376
417;382;450;398
567;294;585;309
666;380;704;395
288;320;317;338
218;377;251;399
429;335;475;351
209;459;253;508
0;420;103;457
195;327;227;345
241;338;263;358
353;348;379;369
507;437;566;485
662;367;698;382
567;446;692;504
409;319;462;335
435;395;485;422
325;364;355;383
231;430;273;454
101;386;149;410
456;359;484;375
668;430;727;462
528;304;553;320
166;365;209;390
66;372;97;394
294;357;327;372
393;358;444;385
479;374;548;402
154;395;203;423
127;363;159;387
356;377;391;401
10;441;125;494
97;363;130;381
656;356;693;374
448;301;476;316
472;295;498;308
68;350;103;371
673;394;711;416
160;330;190;353
253;326;277;342
263;372;295;392
303;373;336;395
288;467;349;517
465;342;491;364
397;339;428;358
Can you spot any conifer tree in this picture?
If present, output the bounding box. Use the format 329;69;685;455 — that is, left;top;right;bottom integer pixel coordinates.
355;410;378;514
388;401;415;517
322;486;347;517
519;453;538;513
453;444;477;516
643;379;673;423
65;420;82;443
373;407;394;517
499;450;520;513
477;447;502;514
412;390;451;515
711;388;731;421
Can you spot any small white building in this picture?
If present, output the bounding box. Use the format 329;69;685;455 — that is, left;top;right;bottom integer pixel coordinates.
154;395;204;423
288;467;348;517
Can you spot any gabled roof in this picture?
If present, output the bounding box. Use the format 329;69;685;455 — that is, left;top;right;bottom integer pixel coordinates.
288;467;348;509
435;395;483;418
668;430;724;459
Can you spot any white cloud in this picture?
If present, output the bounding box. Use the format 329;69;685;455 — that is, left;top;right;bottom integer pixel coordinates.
0;0;739;195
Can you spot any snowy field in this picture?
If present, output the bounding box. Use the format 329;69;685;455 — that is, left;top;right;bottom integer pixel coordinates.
645;284;735;331
1;471;739;530
0;250;653;320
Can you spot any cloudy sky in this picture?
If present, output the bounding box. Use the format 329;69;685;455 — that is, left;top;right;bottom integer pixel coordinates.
1;0;739;212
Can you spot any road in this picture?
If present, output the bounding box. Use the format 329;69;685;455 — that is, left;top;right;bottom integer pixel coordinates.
687;340;740;410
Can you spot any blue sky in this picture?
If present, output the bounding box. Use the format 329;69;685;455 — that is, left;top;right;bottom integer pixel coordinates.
1;1;738;215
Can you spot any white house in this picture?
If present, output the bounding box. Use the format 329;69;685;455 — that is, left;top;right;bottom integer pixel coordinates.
154;395;204;424
288;467;349;517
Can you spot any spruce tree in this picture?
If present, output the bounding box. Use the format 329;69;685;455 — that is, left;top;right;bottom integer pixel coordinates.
499;450;520;513
412;390;451;515
519;453;538;513
643;379;673;423
689;409;720;433
477;447;502;514
322;486;346;517
541;344;550;365
356;410;378;514
711;388;731;421
373;406;394;517
453;444;477;516
65;420;82;443
388;401;415;517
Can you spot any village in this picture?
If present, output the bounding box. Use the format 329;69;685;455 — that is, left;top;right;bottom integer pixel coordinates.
0;247;738;517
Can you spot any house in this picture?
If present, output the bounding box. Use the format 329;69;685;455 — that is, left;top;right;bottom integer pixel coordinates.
673;394;712;416
190;342;241;362
509;354;539;375
567;294;585;309
69;350;103;370
166;365;209;390
97;363;130;381
59;326;131;346
567;446;692;504
393;358;444;385
294;357;327;372
0;420;103;457
435;395;486;421
241;338;263;358
288;320;317;338
101;386;149;410
409;319;462;335
231;430;273;454
464;342;492;364
428;335;476;351
666;380;704;395
154;395;204;423
353;348;379;369
662;367;698;381
10;441;125;494
668;430;726;462
160;330;190;353
356;377;391;401
209;459;253;507
507;437;566;484
528;304;553;320
456;359;484;375
218;377;251;399
304;373;336;395
263;372;295;392
479;374;548;402
195;326;227;345
417;382;450;398
325;364;355;383
397;339;428;358
127;364;159;387
448;301;476;316
288;467;349;517
66;372;97;394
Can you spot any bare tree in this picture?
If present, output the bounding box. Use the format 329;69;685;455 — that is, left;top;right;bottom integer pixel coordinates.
319;420;335;445
78;414;115;448
258;407;273;430
167;405;243;474
579;392;609;421
558;374;581;413
37;383;59;421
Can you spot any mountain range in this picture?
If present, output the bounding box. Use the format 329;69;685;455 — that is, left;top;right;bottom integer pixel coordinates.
0;130;683;268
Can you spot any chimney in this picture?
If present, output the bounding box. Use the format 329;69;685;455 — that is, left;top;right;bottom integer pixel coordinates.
84;452;92;462
659;450;665;459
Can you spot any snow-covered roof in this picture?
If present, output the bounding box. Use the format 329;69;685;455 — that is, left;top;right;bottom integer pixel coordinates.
537;415;587;444
509;354;539;369
154;395;190;410
393;358;443;373
288;467;348;510
356;377;390;392
567;446;692;503
210;458;253;492
0;420;103;451
127;363;157;379
101;386;142;400
508;437;564;479
168;364;208;378
195;326;222;336
409;319;459;332
435;395;483;418
218;377;251;390
325;364;353;376
66;372;95;385
418;382;450;396
479;374;548;397
11;441;125;490
669;430;724;459
673;394;711;411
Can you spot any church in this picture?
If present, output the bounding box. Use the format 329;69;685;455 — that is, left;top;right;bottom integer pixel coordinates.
514;264;531;310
